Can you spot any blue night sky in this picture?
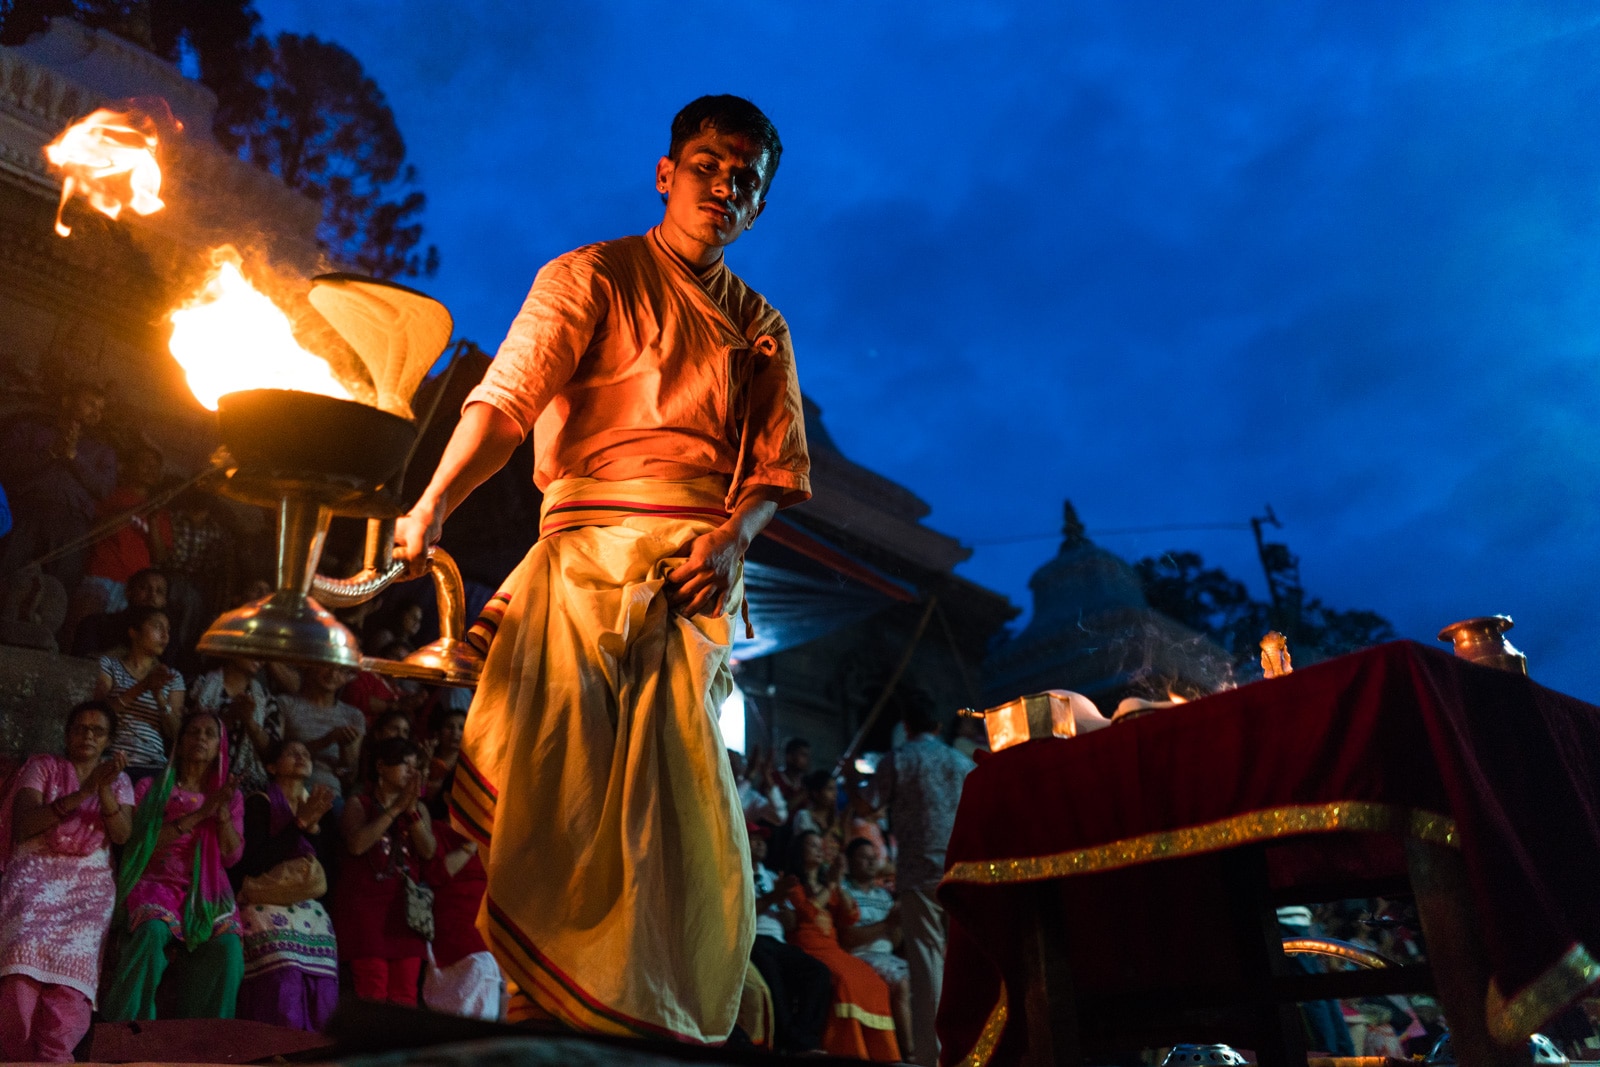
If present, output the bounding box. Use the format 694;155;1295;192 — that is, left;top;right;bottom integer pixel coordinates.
256;1;1600;698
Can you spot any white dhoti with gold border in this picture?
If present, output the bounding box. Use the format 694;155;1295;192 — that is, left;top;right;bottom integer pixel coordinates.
448;476;754;1044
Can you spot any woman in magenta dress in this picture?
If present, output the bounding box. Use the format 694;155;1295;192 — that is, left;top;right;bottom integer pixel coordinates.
0;700;134;1061
102;710;245;1020
331;737;435;1005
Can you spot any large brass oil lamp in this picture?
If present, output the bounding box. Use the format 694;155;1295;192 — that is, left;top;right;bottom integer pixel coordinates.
196;275;482;686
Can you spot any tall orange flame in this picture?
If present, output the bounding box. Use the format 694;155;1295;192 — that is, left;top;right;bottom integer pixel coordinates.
44;107;164;237
169;248;352;411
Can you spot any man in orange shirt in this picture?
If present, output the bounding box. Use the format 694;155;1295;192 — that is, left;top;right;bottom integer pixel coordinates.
395;95;809;1044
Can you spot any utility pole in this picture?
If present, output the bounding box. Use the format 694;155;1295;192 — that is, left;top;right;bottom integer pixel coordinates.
1250;505;1283;615
1251;505;1306;636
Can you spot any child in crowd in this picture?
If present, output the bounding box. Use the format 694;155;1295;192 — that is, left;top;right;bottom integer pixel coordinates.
94;605;185;780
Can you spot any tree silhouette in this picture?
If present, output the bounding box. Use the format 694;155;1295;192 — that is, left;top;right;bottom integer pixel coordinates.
222;33;436;279
1135;548;1395;672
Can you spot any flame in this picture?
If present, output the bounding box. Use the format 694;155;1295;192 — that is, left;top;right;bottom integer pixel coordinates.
1165;690;1190;704
44;108;165;237
169;249;352;411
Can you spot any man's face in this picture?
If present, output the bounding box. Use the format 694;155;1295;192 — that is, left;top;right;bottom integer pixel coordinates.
127;449;161;490
310;664;354;693
656;125;770;252
786;745;811;774
435;714;465;755
848;841;881;883
128;573;168;609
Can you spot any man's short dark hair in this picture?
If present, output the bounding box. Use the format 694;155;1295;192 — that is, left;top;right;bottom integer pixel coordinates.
429;704;468;734
127;567;166;590
668;95;783;190
121;604;167;638
783;736;810;757
896;686;941;737
844;836;876;862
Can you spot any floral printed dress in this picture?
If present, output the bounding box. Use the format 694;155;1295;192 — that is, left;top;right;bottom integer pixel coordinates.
0;755;134;1006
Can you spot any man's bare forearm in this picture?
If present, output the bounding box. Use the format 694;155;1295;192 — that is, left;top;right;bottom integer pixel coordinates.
415;403;525;521
395;402;525;569
720;487;781;550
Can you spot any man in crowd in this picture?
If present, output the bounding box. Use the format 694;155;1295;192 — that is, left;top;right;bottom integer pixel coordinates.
71;567;168;658
162;488;236;672
774;736;811;812
861;689;976;1066
841;836;913;1056
0;382;117;588
730;749;787;829
394;95;809;1042
62;442;169;645
278;664;364;797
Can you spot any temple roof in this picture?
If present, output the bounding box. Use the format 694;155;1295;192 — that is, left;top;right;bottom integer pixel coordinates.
983;501;1232;708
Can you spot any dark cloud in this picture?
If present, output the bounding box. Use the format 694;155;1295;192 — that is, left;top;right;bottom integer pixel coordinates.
255;0;1600;696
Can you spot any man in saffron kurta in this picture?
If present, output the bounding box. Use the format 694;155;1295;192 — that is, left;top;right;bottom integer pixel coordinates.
395;95;809;1045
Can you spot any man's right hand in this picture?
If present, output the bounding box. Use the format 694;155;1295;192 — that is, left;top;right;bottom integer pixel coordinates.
394;498;444;579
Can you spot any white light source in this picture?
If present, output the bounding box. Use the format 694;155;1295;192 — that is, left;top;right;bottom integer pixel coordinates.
719;686;747;754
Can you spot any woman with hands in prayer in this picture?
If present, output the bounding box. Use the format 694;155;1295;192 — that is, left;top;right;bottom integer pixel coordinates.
103;710;246;1021
330;738;435;1006
783;829;900;1062
0;701;134;1061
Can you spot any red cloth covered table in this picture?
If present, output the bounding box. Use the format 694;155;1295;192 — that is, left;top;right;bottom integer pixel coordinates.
935;642;1600;1066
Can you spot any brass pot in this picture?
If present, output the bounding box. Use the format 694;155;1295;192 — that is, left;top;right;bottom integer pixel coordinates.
1437;615;1528;676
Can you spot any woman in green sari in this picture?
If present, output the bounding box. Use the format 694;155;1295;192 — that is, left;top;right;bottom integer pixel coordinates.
102;710;245;1020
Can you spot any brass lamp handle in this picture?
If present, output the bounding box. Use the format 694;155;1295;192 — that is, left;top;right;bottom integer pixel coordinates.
1280;937;1397;970
311;558;410;607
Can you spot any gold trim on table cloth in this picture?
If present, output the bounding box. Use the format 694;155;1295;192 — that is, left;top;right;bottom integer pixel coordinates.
942;802;1457;886
1487;942;1600;1047
952;985;1010;1067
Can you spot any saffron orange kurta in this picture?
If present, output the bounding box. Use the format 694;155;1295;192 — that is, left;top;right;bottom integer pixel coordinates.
463;227;809;510
451;229;809;1044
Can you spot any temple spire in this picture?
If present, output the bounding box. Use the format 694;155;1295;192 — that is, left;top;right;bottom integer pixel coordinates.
1060;499;1088;549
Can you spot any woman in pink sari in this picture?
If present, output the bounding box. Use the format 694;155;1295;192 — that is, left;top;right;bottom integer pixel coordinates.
102;710;246;1020
0;700;134;1062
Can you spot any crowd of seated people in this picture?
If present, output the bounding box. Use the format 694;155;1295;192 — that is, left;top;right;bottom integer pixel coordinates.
0;582;503;1061
734;732;926;1061
730;705;998;1065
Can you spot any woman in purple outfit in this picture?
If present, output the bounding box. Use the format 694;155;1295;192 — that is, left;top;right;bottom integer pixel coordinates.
233;739;340;1030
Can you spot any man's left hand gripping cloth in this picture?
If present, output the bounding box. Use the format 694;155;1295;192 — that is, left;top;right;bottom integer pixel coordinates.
444;230;810;1045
